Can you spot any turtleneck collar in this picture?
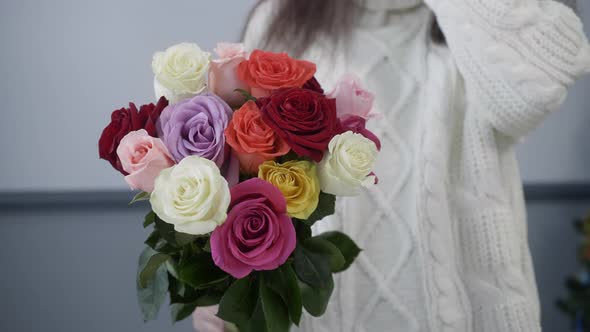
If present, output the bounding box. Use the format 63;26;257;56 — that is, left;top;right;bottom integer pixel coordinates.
353;0;424;11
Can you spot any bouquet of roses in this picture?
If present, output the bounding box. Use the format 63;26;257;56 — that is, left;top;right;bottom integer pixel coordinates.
98;42;381;331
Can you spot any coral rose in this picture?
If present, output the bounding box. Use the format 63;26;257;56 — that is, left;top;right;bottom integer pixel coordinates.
225;101;290;174
237;50;316;98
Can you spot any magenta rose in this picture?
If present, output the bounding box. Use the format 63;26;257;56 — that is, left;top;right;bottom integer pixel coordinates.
210;178;296;279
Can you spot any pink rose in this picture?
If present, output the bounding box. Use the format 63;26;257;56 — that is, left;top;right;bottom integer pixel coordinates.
210;178;296;279
116;129;175;192
328;74;375;120
209;43;250;107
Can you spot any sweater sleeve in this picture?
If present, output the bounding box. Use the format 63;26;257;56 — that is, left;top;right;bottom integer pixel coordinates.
424;0;590;139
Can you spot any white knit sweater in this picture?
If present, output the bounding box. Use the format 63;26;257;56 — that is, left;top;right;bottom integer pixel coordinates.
243;1;590;331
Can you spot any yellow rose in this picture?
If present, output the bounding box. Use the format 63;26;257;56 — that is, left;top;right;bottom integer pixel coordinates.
258;160;320;220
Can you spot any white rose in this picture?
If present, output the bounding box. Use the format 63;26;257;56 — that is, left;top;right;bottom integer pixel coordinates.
152;42;211;104
149;156;230;235
318;131;378;196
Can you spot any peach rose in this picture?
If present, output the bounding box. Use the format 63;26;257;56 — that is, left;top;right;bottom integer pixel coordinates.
116;129;175;192
237;50;316;98
209;43;250;107
224;101;290;174
328;74;375;120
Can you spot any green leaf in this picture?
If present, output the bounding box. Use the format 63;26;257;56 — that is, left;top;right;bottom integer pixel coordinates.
175;232;197;247
144;211;156;228
264;265;302;325
239;297;267;332
260;279;291;332
139;252;171;288
137;247;169;321
203;239;212;253
317;231;362;272
166;260;180;279
130;191;151;205
234;88;257;102
293;244;331;289
170;302;198;322
144;230;160;249
299;274;334;317
178;254;229;290
304;192;336;226
304;237;345;273
152;214;198;248
293;219;312;241
218;277;259;325
154;214;178;245
194;290;224;306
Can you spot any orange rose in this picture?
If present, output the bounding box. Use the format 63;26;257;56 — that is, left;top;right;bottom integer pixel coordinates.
237;50;316;98
225;101;290;174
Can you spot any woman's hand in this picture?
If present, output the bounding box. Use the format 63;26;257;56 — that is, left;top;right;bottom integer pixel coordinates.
192;306;227;332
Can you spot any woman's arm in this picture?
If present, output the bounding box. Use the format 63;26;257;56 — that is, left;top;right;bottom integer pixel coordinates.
424;0;590;139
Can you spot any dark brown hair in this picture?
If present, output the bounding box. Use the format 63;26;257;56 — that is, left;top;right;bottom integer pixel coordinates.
243;0;445;57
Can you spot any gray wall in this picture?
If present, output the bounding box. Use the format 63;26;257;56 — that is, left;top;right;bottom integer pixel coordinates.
0;1;589;332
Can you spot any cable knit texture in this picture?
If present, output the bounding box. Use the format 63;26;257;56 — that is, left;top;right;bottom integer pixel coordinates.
243;1;590;331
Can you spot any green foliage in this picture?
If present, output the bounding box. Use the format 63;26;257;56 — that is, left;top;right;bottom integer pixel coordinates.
303;237;345;273
139;253;170;288
558;213;590;329
137;247;169;321
293;243;332;289
170;302;198;322
178;253;229;290
260;280;291;332
143;211;156;228
317;231;362;273
303;192;336;226
218;277;259;325
130;191;151;205
264;265;303;325
137;208;361;328
299;274;334;317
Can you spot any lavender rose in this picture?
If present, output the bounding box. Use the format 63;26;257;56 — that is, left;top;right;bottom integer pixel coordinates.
157;93;239;185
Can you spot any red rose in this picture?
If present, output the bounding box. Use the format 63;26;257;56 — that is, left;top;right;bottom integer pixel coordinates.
302;76;324;94
259;88;340;162
98;97;168;174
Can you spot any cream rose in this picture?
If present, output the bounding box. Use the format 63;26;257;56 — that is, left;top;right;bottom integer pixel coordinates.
318;131;378;196
152;42;211;104
149;155;230;235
